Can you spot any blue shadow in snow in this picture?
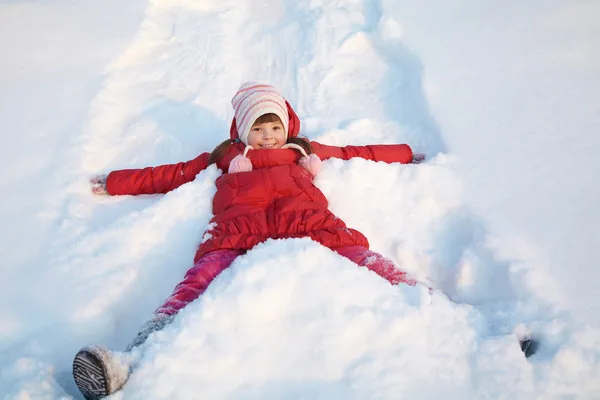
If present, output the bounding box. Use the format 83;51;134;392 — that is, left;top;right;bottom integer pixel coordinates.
142;98;230;160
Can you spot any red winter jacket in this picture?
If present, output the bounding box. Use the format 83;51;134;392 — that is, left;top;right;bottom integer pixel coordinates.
105;103;413;263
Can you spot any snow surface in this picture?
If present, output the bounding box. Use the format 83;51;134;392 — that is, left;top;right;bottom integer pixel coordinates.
1;0;600;399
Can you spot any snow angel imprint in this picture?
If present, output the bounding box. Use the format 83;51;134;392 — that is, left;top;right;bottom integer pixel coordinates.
75;81;425;400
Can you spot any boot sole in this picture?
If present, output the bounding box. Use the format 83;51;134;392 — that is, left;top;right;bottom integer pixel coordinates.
73;349;109;400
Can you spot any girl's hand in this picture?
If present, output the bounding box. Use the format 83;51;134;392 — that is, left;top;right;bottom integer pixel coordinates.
90;175;109;195
412;153;426;164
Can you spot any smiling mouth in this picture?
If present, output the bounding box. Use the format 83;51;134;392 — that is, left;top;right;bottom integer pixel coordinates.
259;143;276;148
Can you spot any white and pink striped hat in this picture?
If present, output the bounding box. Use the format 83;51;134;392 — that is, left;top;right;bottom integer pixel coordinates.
231;82;290;145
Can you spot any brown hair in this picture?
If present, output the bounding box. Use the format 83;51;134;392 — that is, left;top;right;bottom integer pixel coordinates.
208;113;312;165
254;113;282;124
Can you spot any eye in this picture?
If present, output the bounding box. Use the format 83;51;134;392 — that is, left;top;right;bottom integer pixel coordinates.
252;127;261;131
273;126;281;130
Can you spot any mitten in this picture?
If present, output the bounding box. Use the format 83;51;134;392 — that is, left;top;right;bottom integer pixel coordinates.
90;175;109;195
412;152;426;164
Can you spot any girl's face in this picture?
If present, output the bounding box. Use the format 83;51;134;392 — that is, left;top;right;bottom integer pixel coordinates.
247;120;286;149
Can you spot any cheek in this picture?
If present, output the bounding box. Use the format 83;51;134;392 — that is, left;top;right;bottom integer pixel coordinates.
247;132;259;144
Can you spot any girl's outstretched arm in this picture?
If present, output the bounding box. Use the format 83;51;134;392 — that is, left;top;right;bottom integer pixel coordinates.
103;152;211;196
310;141;416;164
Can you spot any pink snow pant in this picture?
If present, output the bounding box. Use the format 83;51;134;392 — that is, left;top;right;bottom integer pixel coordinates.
155;245;416;316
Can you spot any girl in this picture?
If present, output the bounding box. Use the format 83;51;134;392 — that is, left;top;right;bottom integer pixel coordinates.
73;82;425;400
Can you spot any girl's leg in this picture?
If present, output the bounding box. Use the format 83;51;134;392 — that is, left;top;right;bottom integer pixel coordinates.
334;245;417;286
154;249;245;316
73;249;245;400
126;249;245;350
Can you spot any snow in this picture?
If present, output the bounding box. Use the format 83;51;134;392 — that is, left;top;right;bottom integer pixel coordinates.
1;0;599;399
386;0;600;327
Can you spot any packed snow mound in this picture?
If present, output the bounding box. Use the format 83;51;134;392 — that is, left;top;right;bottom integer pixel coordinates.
114;238;597;400
125;239;514;400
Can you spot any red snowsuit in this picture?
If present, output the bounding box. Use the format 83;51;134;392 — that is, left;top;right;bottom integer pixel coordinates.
105;102;416;315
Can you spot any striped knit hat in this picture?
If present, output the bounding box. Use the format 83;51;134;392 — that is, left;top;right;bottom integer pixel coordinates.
231;82;290;145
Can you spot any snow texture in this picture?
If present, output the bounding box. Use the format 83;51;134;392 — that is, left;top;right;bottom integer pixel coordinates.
1;0;600;399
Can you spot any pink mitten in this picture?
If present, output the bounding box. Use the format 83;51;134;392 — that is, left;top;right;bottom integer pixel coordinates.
90;175;109;195
299;154;321;176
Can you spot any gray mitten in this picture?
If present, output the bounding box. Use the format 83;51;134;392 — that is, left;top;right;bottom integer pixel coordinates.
90;175;109;195
412;153;426;164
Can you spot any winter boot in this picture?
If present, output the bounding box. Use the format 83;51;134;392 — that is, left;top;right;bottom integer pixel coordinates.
519;336;540;358
72;345;130;400
73;313;175;399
